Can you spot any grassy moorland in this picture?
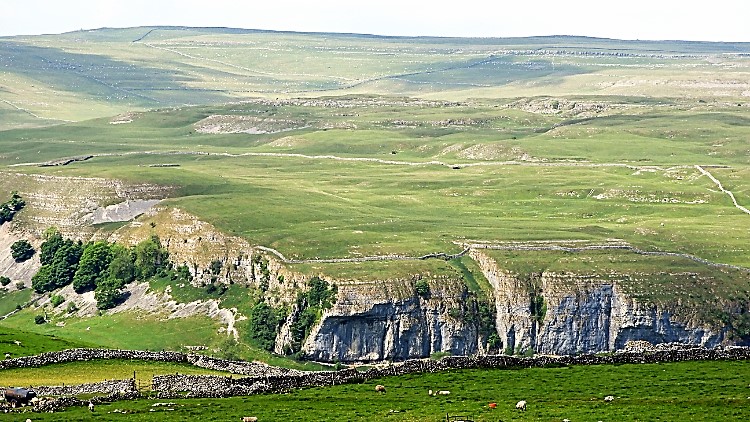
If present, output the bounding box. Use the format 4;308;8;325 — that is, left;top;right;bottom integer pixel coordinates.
0;26;748;421
2;360;749;421
2;27;749;125
1;98;747;271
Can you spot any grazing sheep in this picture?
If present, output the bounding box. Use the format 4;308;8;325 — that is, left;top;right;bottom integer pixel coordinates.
4;353;10;359
516;400;527;411
604;395;614;402
428;389;433;396
375;385;386;393
88;401;95;412
438;390;450;395
241;417;258;422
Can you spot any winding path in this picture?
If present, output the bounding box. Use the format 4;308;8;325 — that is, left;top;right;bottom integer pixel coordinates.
695;165;750;215
8;149;698;173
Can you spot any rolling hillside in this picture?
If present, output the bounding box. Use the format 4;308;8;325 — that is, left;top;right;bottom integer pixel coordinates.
0;28;748;363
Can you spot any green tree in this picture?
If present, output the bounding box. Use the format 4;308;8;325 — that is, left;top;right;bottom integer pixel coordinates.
0;276;10;286
31;265;54;293
107;244;136;285
248;301;283;351
94;277;125;310
133;235;168;279
39;229;64;265
72;241;113;293
49;240;83;289
10;239;34;262
306;276;338;309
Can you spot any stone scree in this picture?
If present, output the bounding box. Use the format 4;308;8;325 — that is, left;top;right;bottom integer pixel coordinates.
152;344;750;398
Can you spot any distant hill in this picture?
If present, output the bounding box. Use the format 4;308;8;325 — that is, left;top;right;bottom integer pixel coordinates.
1;26;750;129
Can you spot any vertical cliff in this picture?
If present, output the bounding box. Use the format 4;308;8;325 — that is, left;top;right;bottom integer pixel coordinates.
297;278;481;362
472;250;726;355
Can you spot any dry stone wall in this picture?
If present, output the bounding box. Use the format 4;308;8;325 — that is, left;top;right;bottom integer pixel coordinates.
33;379;136;397
151;344;750;398
0;348;299;378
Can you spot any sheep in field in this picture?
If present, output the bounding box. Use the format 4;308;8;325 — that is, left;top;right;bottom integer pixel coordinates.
375;385;386;393
516;400;527;411
604;395;615;402
437;390;450;395
241;417;258;422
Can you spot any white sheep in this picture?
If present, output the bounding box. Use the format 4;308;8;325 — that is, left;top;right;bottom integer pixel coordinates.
604;395;614;402
438;390;450;395
89;401;95;412
241;417;258;422
4;353;10;359
428;389;433;396
516;400;527;411
375;384;386;393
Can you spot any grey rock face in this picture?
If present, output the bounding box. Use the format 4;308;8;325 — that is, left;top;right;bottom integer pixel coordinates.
473;251;724;355
298;281;480;362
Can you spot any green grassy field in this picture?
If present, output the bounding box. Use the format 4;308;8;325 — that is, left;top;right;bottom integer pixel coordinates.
2;360;749;421
1;98;747;269
0;326;90;358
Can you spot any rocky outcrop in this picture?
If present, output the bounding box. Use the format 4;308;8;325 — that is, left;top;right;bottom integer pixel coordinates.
472;250;725;355
297;278;481;362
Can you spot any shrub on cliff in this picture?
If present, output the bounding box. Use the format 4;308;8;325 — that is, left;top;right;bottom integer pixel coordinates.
0;192;25;225
415;279;430;297
288;277;338;355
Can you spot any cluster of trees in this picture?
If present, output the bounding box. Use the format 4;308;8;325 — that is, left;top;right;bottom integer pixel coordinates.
0;192;25;224
31;228;172;310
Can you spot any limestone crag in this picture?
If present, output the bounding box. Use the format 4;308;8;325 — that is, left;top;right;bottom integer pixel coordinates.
297;279;480;362
472;250;724;355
